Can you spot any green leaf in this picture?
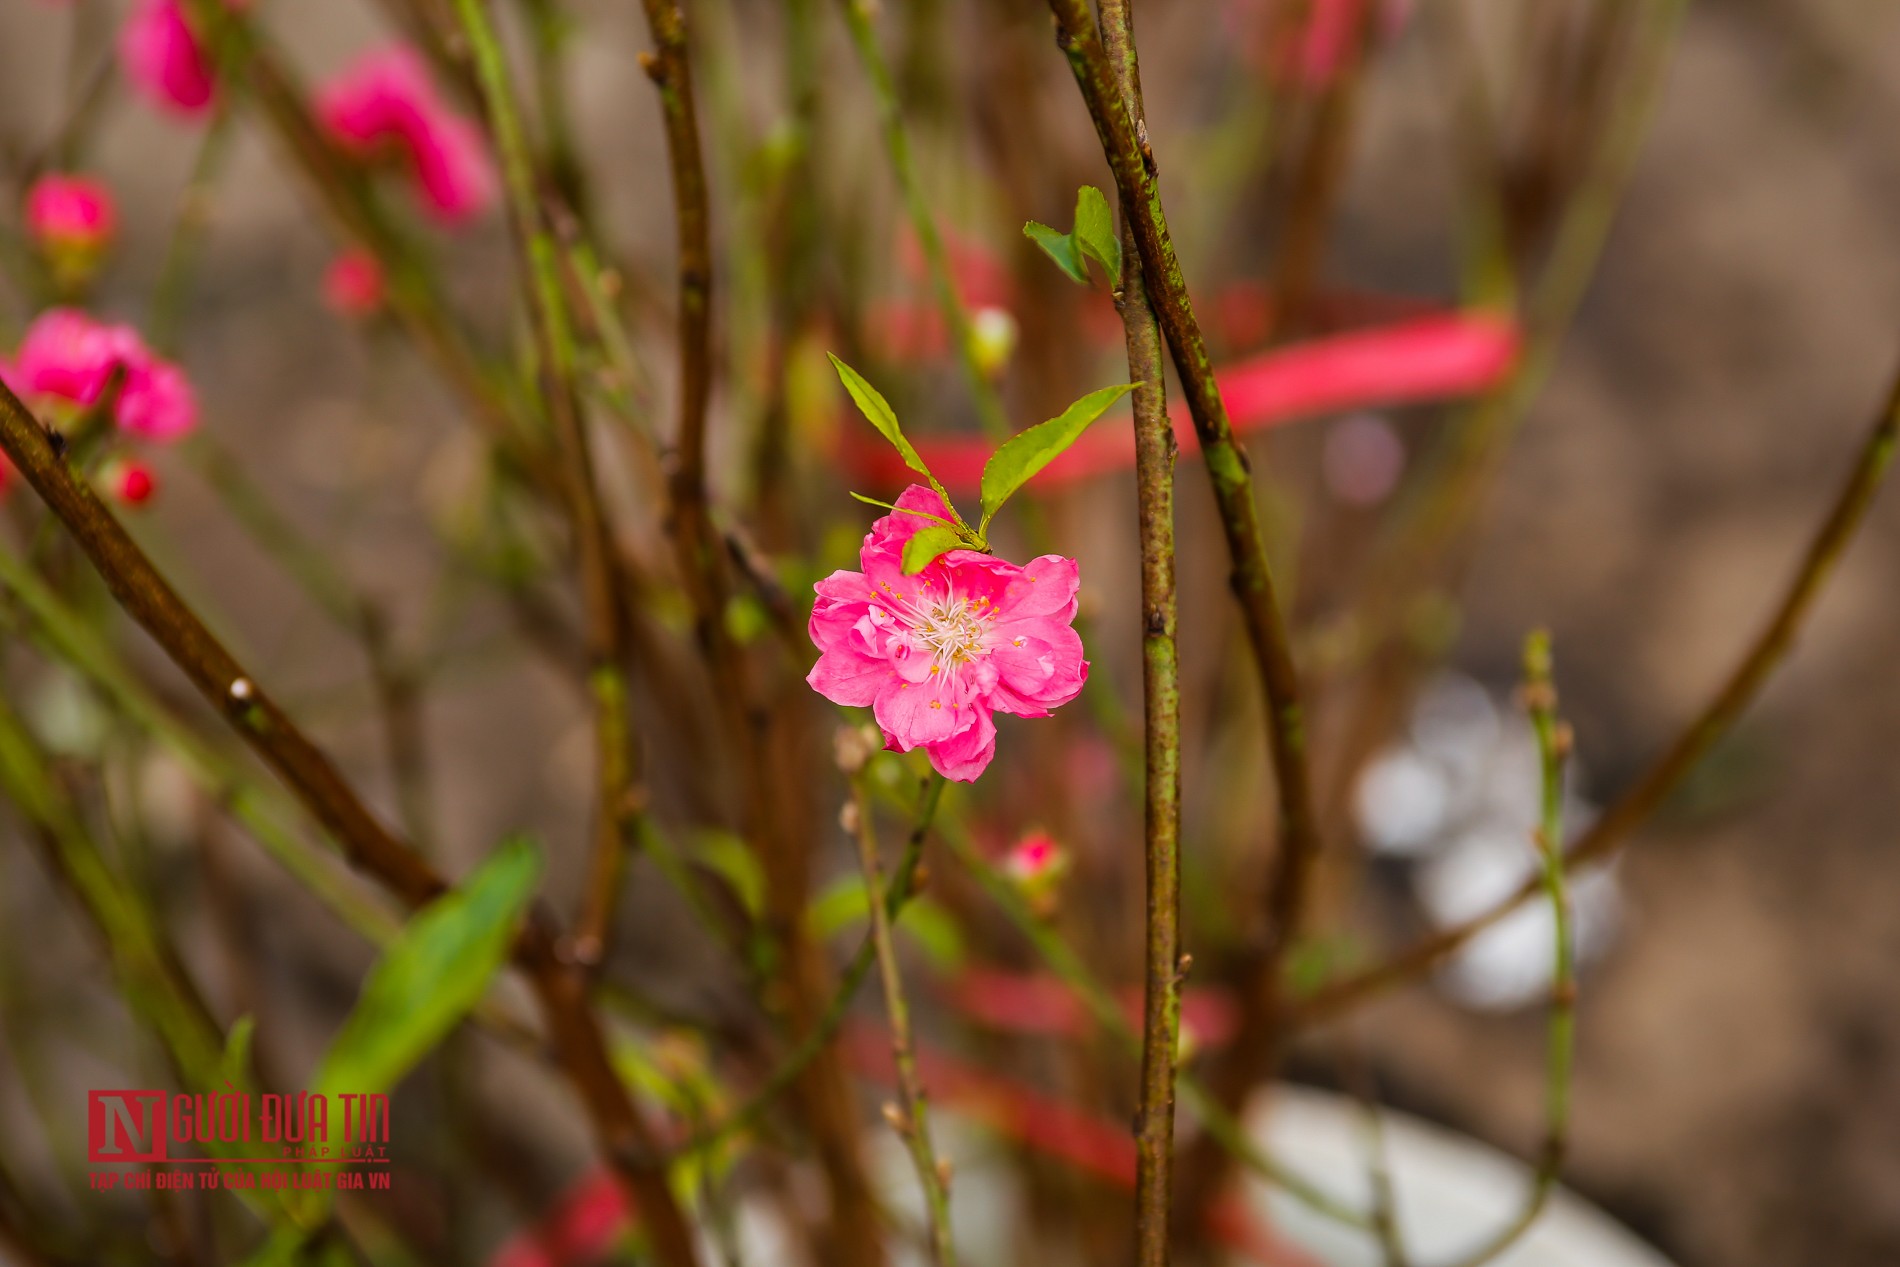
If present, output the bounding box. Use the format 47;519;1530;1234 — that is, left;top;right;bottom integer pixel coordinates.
830;353;930;480
980;382;1140;528
1023;221;1088;284
221;1015;256;1087
312;837;541;1101
694;829;764;920
902;525;966;575
1071;186;1121;281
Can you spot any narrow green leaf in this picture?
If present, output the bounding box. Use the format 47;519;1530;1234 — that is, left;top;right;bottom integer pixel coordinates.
1072;186;1121;282
902;525;966;574
980;382;1140;527
1023;221;1088;284
220;1015;256;1087
829;353;929;478
312;837;541;1100
695;829;765;920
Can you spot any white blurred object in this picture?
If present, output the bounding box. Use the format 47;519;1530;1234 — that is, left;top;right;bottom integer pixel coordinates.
1353;672;1621;1010
1235;1085;1676;1267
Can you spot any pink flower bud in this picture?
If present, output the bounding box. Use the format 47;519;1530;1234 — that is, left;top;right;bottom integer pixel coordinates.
321;249;386;319
1004;832;1064;883
119;0;218;118
25;175;117;256
114;460;158;507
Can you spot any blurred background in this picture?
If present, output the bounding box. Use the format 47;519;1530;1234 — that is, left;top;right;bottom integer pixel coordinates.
1;0;1898;1265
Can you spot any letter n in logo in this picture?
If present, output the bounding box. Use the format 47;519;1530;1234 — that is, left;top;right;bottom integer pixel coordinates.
88;1091;168;1163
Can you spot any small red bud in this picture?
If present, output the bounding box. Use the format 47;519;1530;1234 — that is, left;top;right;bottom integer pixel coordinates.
115;461;157;507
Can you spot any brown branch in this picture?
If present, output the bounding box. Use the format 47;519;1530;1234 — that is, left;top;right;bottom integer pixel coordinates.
0;379;703;1267
1097;0;1184;1261
634;6;886;1262
1297;360;1900;1026
447;0;642;972
1043;0;1321;1238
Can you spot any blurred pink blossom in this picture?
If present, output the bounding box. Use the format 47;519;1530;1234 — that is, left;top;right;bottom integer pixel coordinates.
25;175;117;256
8;308;198;442
322;249;387;318
119;0;218;118
316;47;497;225
807;485;1089;782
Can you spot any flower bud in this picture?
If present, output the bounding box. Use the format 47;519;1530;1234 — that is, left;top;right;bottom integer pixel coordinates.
25;175;116;290
969;306;1018;379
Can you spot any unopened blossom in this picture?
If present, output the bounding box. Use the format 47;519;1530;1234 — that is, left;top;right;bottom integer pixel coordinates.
807;485;1088;782
8;308;198;442
111;460;158;507
119;0;218;117
316;47;497;225
1003;830;1069;917
322;249;386;318
26;175;117;263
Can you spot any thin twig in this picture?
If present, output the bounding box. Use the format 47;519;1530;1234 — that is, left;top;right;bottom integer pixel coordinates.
0;378;703;1267
1297;366;1900;1024
447;0;641;968
1419;629;1575;1267
850;778;956;1266
1042;0;1325;1236
669;772;948;1161
1096;0;1184;1260
1043;0;1321;995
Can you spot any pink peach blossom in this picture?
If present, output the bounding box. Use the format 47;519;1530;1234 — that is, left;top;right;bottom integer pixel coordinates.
25;175;117;254
8;308;198;442
316;46;497;225
807;486;1088;782
119;0;218;118
321;248;387;318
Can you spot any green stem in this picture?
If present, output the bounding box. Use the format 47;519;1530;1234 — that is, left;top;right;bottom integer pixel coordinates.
851;778;957;1266
449;0;641;967
1428;631;1574;1267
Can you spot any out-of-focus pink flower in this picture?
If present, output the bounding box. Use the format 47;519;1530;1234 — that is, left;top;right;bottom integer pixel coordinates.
25;175;117;256
316;46;497;225
322;249;387;318
8;308;198;442
119;0;218;118
1005;831;1063;881
807;485;1088;782
112;460;158;506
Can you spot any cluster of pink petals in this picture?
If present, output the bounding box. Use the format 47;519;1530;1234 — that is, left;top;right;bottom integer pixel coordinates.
807;486;1088;782
316;47;498;225
25;175;118;253
1;308;198;442
119;0;219;118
